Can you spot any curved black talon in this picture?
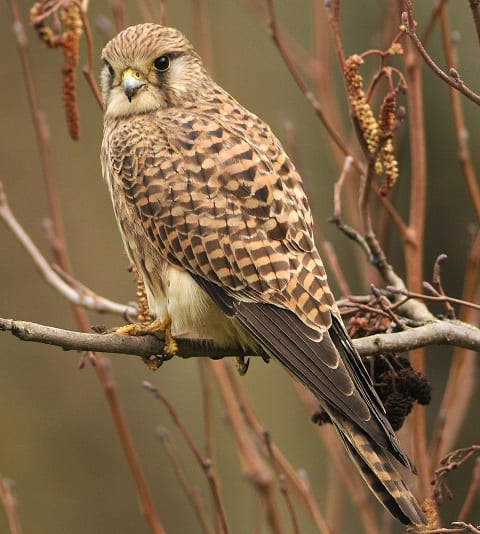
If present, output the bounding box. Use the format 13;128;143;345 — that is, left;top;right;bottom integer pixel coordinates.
142;350;174;371
236;356;250;376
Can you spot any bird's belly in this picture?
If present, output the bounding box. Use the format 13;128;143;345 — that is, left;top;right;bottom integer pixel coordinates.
144;263;251;349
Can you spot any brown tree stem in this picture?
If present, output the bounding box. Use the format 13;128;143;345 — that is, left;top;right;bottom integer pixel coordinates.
402;3;480;105
400;0;431;498
0;477;22;534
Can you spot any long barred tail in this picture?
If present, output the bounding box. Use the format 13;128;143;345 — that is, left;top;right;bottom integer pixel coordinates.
332;414;426;526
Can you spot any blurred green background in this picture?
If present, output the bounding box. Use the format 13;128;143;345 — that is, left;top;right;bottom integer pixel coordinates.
1;1;479;533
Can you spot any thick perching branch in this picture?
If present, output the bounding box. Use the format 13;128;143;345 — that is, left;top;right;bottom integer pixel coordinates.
1;316;479;360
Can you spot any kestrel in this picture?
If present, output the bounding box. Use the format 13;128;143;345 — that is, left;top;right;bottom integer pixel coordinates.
101;23;426;526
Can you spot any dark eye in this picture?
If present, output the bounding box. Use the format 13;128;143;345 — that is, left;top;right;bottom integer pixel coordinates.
103;59;114;77
153;55;170;72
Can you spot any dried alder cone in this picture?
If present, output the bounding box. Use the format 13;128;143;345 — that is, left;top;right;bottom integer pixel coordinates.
30;1;83;140
370;354;431;431
314;312;432;431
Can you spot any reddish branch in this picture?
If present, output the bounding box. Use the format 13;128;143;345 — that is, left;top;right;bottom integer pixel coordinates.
0;477;22;534
401;3;480;106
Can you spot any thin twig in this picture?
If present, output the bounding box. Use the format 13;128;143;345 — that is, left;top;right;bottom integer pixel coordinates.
457;457;480;522
421;0;449;45
98;361;166;534
198;360;216;462
7;0;73;272
431;254;455;318
143;381;231;534
431;446;480;506
399;0;430;497
111;0;127;32
325;0;346;67
263;431;301;534
191;0;214;73
370;284;407;330
438;6;480;221
388;285;480;312
0;182;135;317
433;231;480;468
156;427;215;534
315;231;352;297
137;0;161;23
79;6;103;108
268;0;410;249
0;477;22;534
312;0;348;171
159;0;167;25
333;156;354;221
451;524;480;534
328;215;374;265
265;0;355;166
226;365;334;534
401;5;480;106
359;147;386;253
424;525;480;534
207;360;284;534
327;4;409;249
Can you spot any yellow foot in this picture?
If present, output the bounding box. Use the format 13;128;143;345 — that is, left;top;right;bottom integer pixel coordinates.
116;317;178;370
235;356;250;376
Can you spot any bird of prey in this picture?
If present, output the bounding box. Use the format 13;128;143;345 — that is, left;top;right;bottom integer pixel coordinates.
100;23;426;526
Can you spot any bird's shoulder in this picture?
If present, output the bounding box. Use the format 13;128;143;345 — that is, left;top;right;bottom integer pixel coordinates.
107;91;316;250
104;92;334;319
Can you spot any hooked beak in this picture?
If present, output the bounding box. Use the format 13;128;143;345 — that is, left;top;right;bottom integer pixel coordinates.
121;68;147;102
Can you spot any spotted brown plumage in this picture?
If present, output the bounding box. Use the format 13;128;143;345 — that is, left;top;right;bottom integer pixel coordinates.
101;23;426;526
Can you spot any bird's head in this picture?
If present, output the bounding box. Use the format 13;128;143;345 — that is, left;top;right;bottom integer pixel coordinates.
101;23;210;118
